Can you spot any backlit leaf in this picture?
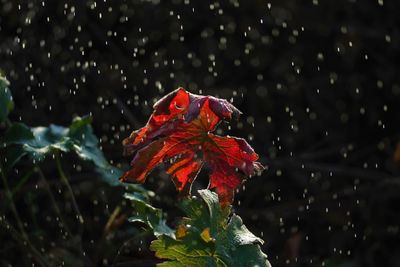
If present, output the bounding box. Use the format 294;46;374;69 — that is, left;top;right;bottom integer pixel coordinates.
121;88;264;207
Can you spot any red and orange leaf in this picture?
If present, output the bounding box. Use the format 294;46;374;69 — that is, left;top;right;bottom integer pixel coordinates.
120;88;263;207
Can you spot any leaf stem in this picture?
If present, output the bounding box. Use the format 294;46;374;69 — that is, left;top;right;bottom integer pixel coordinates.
0;216;50;267
0;162;27;240
93;205;122;266
54;152;84;226
11;168;34;195
112;236;138;267
36;166;73;237
37;165;89;263
1;163;50;267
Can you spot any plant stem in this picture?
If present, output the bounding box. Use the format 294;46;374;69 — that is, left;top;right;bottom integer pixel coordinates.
54;152;84;226
112;237;138;267
11;168;34;195
38;166;89;263
93;205;122;266
0;216;50;267
1;162;34;266
0;162;27;240
36;166;73;237
3;168;34;208
54;153;91;263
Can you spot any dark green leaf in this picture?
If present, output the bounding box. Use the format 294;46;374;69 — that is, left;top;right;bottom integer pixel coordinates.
1;116;121;185
0;146;27;172
67;116;98;147
66;116;121;185
149;189;271;267
1;123;34;145
215;214;269;267
125;192;175;238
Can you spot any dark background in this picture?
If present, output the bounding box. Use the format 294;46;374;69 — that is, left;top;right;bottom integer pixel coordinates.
1;0;400;266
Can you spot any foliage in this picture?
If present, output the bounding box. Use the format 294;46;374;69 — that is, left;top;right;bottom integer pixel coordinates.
126;189;271;267
0;73;147;266
120;88;270;266
121;88;264;207
124;190;175;238
2;74;270;266
1;115;121;185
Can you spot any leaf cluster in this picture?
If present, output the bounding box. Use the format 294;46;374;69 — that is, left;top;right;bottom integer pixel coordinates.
126;189;271;267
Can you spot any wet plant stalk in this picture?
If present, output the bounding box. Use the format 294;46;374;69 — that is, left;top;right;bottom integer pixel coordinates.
0;217;50;267
93;205;122;266
0;162;27;240
36;167;73;237
37;165;88;262
55;152;84;226
11;168;34;195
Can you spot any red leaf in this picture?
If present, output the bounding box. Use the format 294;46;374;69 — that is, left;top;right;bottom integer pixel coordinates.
121;88;264;207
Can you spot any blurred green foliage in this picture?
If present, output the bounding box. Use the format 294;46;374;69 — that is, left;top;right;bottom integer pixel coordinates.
1;115;121;185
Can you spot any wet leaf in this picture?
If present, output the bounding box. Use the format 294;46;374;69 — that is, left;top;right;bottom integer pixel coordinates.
121;88;264;207
0;146;27;172
150;189;270;267
124;192;175;238
1;116;120;185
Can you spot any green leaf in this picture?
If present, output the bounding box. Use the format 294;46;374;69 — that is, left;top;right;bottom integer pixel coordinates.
1;123;34;145
66;116;121;185
149;190;271;267
215;214;268;267
0;146;27;172
197;190;230;237
68;116;98;147
124;192;175;238
150;236;216;267
0;75;13;122
1;116;121;185
2;123;71;161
